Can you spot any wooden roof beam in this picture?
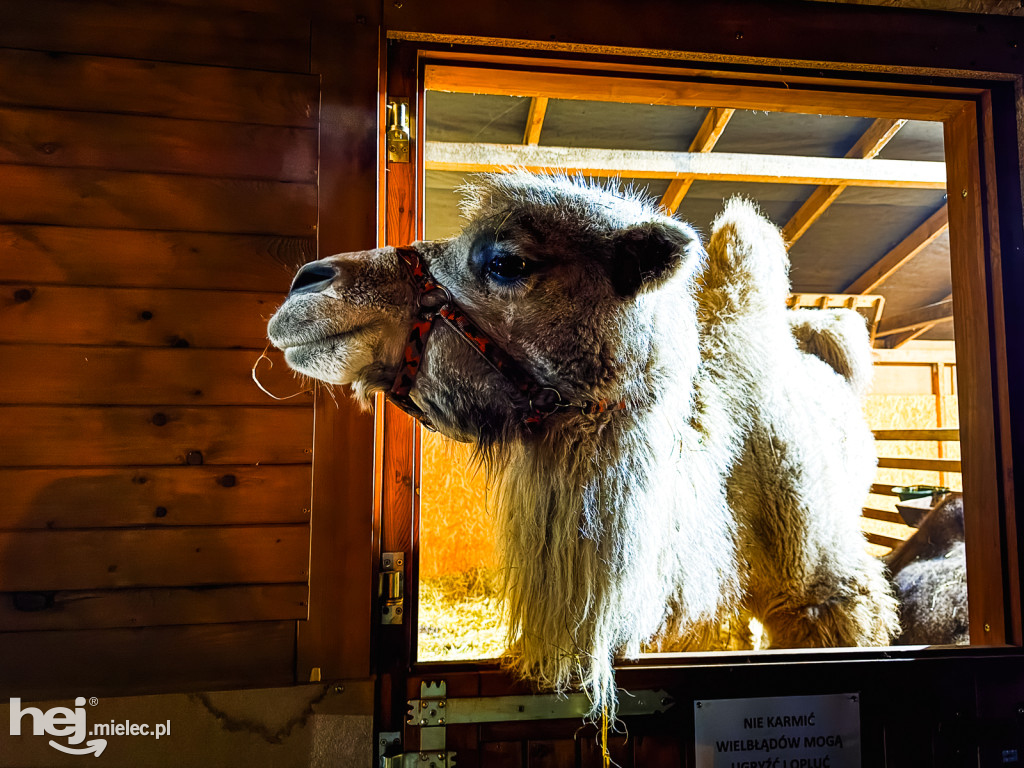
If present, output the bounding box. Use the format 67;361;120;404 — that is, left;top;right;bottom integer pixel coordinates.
782;118;907;247
880;292;954;348
523;96;548;146
845;205;949;295
875;297;953;339
425;142;947;189
660;107;735;215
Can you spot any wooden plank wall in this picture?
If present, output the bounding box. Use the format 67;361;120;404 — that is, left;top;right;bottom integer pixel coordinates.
0;0;319;699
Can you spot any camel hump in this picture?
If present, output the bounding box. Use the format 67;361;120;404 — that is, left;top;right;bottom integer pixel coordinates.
702;197;790;310
788;308;874;396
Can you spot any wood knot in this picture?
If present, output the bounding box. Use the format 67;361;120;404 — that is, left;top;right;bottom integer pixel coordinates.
13;592;54;612
151;412;168;426
13;288;33;303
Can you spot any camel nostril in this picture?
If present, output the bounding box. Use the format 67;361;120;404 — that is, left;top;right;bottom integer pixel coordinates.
289;262;337;296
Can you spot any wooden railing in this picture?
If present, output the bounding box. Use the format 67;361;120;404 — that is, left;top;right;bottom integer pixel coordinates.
862;428;961;551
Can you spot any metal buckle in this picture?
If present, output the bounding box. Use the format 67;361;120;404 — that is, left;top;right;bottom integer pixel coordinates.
419;285;451;311
529;386;564;415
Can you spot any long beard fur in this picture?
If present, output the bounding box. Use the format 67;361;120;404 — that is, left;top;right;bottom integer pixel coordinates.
488;397;741;717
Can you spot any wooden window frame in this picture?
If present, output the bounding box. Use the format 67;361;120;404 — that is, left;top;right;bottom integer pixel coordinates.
373;42;1020;685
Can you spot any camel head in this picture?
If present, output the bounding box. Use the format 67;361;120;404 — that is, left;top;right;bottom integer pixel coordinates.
267;172;705;444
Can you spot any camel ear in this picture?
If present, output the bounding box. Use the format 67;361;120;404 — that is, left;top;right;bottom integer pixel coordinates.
608;220;703;297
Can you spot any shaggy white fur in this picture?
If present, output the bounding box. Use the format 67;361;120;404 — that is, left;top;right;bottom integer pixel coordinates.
697;200;898;650
788;308;875;397
267;173;900;716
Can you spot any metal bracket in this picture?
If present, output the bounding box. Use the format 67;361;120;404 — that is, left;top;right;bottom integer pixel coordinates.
380;683;456;768
410;681;448;734
386;99;411;163
380;551;404;625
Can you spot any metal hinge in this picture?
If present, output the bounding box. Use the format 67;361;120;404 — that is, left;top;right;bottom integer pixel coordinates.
378;729;453;768
386;99;411;163
378;731;402;766
379;551;404;625
381;754;454;768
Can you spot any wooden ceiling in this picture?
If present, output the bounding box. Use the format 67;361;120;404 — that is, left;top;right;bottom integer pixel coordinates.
422;79;953;348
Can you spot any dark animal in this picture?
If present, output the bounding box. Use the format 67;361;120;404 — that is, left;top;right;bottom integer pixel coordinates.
886;493;968;645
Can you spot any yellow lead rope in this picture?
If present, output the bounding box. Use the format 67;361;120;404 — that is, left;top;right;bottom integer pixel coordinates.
601;704;611;768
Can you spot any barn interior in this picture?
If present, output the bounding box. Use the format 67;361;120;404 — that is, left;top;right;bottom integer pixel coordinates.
1;1;1022;766
417;86;963;661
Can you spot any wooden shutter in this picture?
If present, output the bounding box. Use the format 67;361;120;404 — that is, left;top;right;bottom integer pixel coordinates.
0;1;321;699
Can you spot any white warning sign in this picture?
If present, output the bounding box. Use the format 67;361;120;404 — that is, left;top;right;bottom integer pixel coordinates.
694;692;861;768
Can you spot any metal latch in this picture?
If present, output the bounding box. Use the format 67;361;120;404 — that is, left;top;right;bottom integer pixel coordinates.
408;682;673;725
380;551;404;625
396;679;671;767
386;99;411;163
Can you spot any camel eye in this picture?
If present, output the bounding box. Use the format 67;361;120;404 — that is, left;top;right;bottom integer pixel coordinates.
487;253;528;281
472;238;531;285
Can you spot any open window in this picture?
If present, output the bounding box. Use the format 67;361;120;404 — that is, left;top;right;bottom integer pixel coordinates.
378;50;1016;661
375;37;1020;766
416;67;979;662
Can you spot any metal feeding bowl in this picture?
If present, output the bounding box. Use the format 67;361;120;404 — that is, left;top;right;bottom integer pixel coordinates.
892;486;951;527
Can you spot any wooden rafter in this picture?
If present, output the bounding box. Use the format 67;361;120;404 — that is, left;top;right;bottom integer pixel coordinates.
782;118;907;247
883;327;939;350
850;118;911;160
881;292;954;348
875;298;953;339
424;142;947;188
782;185;845;246
845;206;950;295
659;107;735;214
523;96;548;146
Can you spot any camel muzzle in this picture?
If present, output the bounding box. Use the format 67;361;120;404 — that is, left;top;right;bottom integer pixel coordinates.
287;261;337;296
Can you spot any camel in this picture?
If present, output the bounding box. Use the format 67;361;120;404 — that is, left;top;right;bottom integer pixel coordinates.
267;172;899;713
887;492;969;645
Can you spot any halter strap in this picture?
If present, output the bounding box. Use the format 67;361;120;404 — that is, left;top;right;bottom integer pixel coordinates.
386;246;627;431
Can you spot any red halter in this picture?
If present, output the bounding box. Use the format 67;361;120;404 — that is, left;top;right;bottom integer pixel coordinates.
386;246;627;432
